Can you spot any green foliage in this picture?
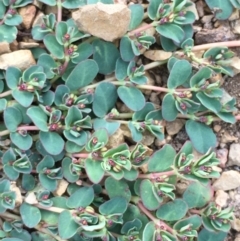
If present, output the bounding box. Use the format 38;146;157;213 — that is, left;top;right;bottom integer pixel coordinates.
0;0;237;240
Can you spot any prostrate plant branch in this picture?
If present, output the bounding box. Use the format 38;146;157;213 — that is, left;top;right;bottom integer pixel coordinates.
137;202;174;233
57;0;62;22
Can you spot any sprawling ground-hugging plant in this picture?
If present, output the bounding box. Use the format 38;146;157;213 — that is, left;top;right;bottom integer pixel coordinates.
0;0;239;240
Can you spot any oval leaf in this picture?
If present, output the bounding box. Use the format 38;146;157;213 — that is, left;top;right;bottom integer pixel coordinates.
185;120;217;153
117;86;145;111
66;59;99;91
156;199;188;221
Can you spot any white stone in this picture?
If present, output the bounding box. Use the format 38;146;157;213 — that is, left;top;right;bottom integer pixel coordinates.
215;190;229;207
72;3;131;42
213;171;240;191
53;179;69;196
0;50;36;70
228;143;240;166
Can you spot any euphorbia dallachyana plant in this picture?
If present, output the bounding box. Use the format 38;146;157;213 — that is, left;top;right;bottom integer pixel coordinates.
0;0;239;240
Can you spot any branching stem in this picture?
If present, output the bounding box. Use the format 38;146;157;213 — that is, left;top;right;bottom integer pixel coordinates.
138;202;174;233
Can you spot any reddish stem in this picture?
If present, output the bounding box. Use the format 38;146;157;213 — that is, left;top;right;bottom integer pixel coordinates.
17;126;40;131
71;153;90;158
57;0;62;22
192;41;240;51
128;23;154;36
138;202;174;233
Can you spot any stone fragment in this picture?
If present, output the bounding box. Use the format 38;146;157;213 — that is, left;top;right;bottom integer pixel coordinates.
216;148;228;168
10;182;22;207
120;124;132;139
19;42;39;49
215;190;229;207
228;143;240;166
142;71;155;95
72;3;131;42
32;11;44;27
229;9;239;21
166;119;185;136
232;19;240;34
33;0;43;9
18;5;37;29
24;192;38;205
0;50;36;70
221;130;238;144
213;124;221;133
201;14;213;24
213;171;240;191
176;180;189;195
53;179;69;196
235;234;240;241
0;42;11;54
196;0;204;17
141;131;155;146
232;217;240;232
195;24;235;45
45;5;58;14
106;127;125;148
144;50;172;61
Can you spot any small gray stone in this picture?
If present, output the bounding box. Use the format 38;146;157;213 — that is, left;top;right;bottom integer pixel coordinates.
166;119;185;136
228;143;240;166
213;171;240;191
72;3;131;42
0;50;36;70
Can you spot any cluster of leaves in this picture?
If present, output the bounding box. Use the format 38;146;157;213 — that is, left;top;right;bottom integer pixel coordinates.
0;0;238;240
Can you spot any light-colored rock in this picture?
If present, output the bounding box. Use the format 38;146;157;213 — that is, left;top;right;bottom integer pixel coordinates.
120;124;132;139
19;42;39;49
0;50;36;70
45;5;58;15
176;180;189;195
142;71;155;95
232;216;240;232
0;42;11;54
18;5;37;29
149;92;160;105
228;143;240;166
215;190;229;207
144;50;172;61
216;148;228;168
221;130;238;144
166;119;185;136
213;124;221;133
196;0;204;17
213;171;240;191
141;131;155;146
72;3;131;42
10;182;22;207
229;9;239;21
32;11;44;27
232;19;240;34
201;15;213;24
24;192;38;205
33;0;43;9
235;235;240;241
53;179;69;196
106;127;125;148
